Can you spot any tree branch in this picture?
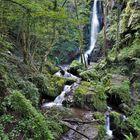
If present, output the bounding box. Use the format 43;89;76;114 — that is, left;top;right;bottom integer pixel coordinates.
4;0;31;12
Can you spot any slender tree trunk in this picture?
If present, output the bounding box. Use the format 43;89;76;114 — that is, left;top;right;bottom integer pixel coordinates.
103;1;108;59
115;4;121;61
22;30;28;64
74;0;87;67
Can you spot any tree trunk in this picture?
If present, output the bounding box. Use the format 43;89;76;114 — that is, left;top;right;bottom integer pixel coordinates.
22;30;28;64
103;2;108;59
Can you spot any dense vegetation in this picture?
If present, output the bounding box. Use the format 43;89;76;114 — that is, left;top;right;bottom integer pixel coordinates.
0;0;140;139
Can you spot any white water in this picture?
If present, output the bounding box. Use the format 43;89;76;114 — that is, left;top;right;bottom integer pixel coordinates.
105;114;112;137
85;0;99;58
55;70;78;79
42;85;71;108
105;107;113;137
54;85;71;104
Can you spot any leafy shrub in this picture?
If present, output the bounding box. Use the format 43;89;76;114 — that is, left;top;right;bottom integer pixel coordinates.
10;90;53;140
107;80;131;105
31;73;65;98
17;80;40;107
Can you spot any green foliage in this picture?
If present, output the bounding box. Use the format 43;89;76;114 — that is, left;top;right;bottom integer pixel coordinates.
95;125;106;140
10;90;53;140
94;112;105;124
79;69;100;81
0;124;9;140
32;73;65;98
110;111;121;129
118;38;140;61
69;60;85;75
73;81;107;111
17;80;39;107
43;61;59;74
108;80;131;105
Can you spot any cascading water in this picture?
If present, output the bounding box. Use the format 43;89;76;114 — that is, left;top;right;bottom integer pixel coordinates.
85;0;99;59
42;85;71;108
105;107;113;137
42;66;80;108
54;85;71;104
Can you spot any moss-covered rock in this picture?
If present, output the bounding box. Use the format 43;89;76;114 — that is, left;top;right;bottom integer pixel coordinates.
79;69;100;81
107;80;131;106
64;77;77;85
110;111;121;130
43;61;59;75
94;112;105;125
31;73;65;98
69;60;85;75
73;81;107;111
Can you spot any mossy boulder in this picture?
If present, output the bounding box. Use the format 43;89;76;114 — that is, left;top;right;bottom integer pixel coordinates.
94;112;105;124
69;60;85;75
73;81;107;111
43;61;59;75
31;73;65;98
64;77;77;85
79;69;100;81
110;111;121;130
107;80;131;106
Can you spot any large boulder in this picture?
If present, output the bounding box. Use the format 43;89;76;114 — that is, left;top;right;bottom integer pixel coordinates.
73;81;107;111
69;60;85;76
31;73;65;99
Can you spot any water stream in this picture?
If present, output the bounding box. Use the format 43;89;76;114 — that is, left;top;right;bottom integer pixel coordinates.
42;66;80;108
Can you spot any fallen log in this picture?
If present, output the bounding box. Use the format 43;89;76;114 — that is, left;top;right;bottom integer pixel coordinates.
61;121;91;140
62;119;98;124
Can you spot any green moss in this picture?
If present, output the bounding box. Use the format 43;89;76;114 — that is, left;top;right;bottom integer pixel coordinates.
95;125;106;140
69;60;85;75
17;80;40;107
94;112;105;124
64;77;77;85
110;111;121;129
108;80;131;105
32;73;65;98
73;82;107;111
10;90;53;140
79;69;100;81
121;105;140;139
43;61;59;75
118;38;140;61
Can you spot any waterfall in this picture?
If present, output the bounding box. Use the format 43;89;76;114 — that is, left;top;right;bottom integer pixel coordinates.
85;0;99;58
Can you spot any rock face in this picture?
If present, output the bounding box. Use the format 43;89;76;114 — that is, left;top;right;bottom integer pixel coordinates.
61;109;99;140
